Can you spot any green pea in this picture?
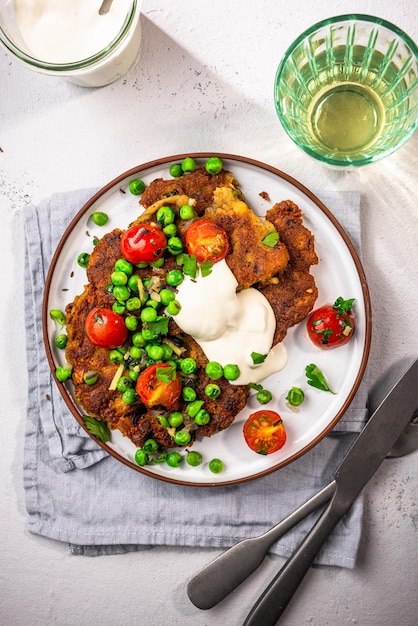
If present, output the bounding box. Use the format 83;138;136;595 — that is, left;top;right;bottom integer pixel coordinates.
157;415;170;428
166;451;183;468
91;211;108;226
181;157;196;173
167;236;184;255
180;357;197;375
168;412;184;428
55;364;72;381
161;343;173;360
122;388;138;404
142;328;158;342
115;258;133;275
223;364;240;381
113;285;131;301
126;297;141;312
128;274;140;292
182;386;197;402
195;409;210;425
186;451;202;467
129;345;143;360
166;269;184;287
179;204;195;220
136;262;149;269
112;301;126;314
163;223;177;237
146;344;165;361
205;157;223;175
125;315;139;331
145;298;159;309
49;309;66;328
55;334;68;350
286;387;305;406
83;370;99;385
109;348;125;363
257;389;272;405
186;400;204;418
159;288;175;305
150;257;165;268
143;438;159;453
167;300;181;316
205;361;223;380
77;252;90;268
205;383;221;399
150;450;167;464
111;271;128;286
173;429;192;446
117;376;132;392
135;449;149;466
169;163;183;178
141;307;157;323
209;458;224;474
129;179;146;195
156;205;175;227
132;332;146;347
128;369;140;383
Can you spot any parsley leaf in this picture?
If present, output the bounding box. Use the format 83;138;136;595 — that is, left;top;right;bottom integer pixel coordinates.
146;315;169;336
200;260;213;277
177;253;198;279
333;297;355;316
156;364;176;383
251;351;267;365
305;364;336;394
83;415;111;442
248;382;264;392
262;231;279;247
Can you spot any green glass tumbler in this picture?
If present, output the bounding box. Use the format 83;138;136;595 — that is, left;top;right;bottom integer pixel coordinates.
274;14;418;166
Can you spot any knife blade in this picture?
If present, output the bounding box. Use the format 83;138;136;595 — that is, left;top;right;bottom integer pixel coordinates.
244;357;418;626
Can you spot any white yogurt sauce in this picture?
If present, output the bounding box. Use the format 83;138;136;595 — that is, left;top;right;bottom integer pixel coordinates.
175;260;287;385
14;0;133;63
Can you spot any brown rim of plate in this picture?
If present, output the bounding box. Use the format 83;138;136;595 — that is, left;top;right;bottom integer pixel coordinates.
42;152;372;487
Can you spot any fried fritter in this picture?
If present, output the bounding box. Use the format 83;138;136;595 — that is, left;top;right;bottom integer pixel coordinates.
65;166;318;452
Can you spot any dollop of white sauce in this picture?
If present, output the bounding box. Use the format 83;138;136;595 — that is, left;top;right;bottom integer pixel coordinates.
14;0;133;63
175;260;287;385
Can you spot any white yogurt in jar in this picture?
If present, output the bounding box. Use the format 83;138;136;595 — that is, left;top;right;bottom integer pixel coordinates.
174;260;288;385
13;0;142;86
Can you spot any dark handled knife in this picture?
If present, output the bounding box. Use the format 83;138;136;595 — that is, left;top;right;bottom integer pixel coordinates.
244;357;418;626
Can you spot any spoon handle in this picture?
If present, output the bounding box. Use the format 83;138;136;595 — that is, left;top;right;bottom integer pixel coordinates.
187;480;336;609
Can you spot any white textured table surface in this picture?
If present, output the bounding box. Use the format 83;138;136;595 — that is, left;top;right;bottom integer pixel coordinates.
1;1;418;625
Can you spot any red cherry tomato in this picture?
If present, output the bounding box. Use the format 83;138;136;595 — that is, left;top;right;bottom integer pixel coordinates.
185;219;229;263
243;410;286;455
307;297;355;349
136;363;182;410
120;223;167;264
85;307;128;349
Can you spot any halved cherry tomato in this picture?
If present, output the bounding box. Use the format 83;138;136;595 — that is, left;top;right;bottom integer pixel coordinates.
85;307;128;349
243;410;286;455
136;363;182;410
120;223;167;264
307;297;355;349
185;218;229;263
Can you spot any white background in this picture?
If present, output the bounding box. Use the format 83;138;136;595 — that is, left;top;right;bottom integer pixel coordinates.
1;1;418;624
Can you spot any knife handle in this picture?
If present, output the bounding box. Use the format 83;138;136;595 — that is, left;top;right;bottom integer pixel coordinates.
243;496;346;626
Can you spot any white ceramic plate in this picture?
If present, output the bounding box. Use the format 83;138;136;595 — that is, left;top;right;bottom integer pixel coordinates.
43;153;371;486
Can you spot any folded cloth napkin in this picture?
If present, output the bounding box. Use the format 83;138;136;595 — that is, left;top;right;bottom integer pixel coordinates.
22;187;367;567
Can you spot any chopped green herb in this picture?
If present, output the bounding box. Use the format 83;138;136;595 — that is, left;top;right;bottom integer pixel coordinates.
83;415;111;442
156;364;176;384
333;297;356;316
146;316;169;336
251;351;267;365
305;364;336;394
200;260;213;277
262;231;279;247
248;382;263;392
177;253;198;279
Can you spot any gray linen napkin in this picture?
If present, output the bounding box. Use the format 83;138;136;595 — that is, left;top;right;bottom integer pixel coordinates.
22;187;367;567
